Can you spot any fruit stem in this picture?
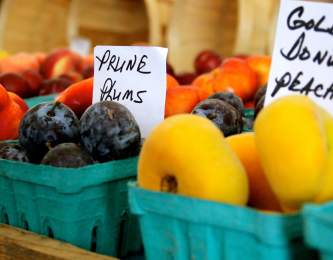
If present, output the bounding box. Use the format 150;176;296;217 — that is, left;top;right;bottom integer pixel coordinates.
47;101;61;117
161;175;178;193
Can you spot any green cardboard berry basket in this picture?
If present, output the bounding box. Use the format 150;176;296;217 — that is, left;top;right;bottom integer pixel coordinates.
303;202;333;260
128;183;317;260
242;108;254;132
25;94;57;108
0;157;142;258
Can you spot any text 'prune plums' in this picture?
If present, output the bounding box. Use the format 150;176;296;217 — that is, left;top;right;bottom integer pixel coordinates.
80;101;141;162
19;102;79;163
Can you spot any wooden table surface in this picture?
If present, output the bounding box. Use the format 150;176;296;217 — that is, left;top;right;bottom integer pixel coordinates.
0;224;117;260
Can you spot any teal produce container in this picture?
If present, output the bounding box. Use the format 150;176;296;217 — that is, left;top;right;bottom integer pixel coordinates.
304;202;333;260
242;108;254;132
25;94;56;108
0;157;141;258
129;183;316;260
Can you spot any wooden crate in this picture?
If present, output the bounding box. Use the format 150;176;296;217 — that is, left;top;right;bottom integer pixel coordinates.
146;0;280;72
0;0;149;53
234;0;279;56
0;224;117;260
144;0;175;46
69;0;149;49
167;0;239;72
0;0;71;53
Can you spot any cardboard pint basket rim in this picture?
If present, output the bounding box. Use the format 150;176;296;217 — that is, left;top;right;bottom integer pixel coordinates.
25;94;57;108
0;156;141;257
0;156;138;194
304;201;333;255
128;182;304;247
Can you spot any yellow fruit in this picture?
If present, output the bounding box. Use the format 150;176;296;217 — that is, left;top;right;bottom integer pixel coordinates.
226;132;281;211
138;114;249;205
314;108;333;203
254;95;328;212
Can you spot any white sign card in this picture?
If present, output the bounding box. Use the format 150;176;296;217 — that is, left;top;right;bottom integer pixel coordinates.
266;0;333;113
93;46;168;137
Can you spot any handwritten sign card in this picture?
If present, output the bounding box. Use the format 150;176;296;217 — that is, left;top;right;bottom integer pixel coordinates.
265;0;333;113
93;46;168;137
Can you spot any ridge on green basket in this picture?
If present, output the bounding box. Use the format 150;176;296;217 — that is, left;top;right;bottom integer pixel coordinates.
25;94;57;108
0;155;141;257
129;183;317;260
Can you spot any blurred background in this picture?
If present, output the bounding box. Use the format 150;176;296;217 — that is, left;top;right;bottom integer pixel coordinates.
0;0;280;73
0;0;331;73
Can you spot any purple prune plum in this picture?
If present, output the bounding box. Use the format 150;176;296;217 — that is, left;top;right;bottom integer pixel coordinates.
0;142;29;162
208;92;244;114
80;101;141;162
255;95;265;119
192;99;242;136
254;85;267;106
41;143;94;168
19;102;79;163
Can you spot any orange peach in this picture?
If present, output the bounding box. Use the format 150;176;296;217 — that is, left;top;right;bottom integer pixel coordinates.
41;49;82;79
0;73;32;98
246;55;271;88
8;92;28;112
192;73;215;101
34;52;47;66
21;70;42;95
167;74;179;89
56;77;93;117
226;132;282;211
213;58;257;101
165;86;199;118
0;53;40;74
0;84;26;140
81;54;94;70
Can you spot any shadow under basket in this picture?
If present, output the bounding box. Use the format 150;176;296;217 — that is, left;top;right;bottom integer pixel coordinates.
0;157;141;258
128;183;317;260
304;202;333;260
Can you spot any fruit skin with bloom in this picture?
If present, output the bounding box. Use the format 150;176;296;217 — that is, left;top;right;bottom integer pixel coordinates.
254;95;333;212
138;114;249;205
